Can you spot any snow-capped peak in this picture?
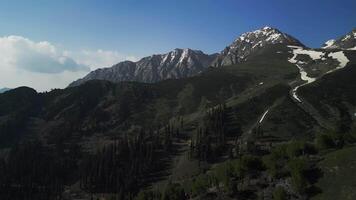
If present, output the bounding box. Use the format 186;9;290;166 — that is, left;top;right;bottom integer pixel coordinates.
212;26;303;67
262;26;273;30
233;26;301;46
322;39;336;49
322;28;356;50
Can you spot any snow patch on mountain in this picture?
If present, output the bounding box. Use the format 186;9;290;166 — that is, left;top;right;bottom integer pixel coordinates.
259;109;269;123
288;45;325;61
342;35;351;41
322;39;336;49
288;46;323;102
288;45;350;102
290;65;316;102
326;51;350;73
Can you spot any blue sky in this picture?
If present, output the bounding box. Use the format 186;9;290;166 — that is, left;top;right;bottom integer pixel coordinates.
0;0;355;91
1;0;355;55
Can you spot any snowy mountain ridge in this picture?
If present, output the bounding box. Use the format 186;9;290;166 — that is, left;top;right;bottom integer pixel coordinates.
70;27;356;87
69;48;217;87
211;26;304;67
322;29;356;50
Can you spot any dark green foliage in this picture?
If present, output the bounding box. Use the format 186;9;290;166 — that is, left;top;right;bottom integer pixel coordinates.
314;146;356;200
234;155;264;177
211;161;238;194
315;131;345;150
263;145;288;178
342;131;356;144
0;141;76;199
0;87;41;147
315;129;356;152
286;140;316;158
191;174;210;197
273;186;287;200
213;161;234;183
286;140;305;158
288;157;308;192
315;133;335;150
79;131;158;197
0;126;176;199
210;155;264;195
163;183;186;200
190;104;228;163
263;140;317;191
135;190;161;200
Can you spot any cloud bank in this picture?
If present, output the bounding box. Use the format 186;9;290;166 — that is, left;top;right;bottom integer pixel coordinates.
0;35;136;91
65;49;137;70
0;36;89;73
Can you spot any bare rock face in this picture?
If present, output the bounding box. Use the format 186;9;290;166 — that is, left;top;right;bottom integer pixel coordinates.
211;26;304;67
69;48;217;87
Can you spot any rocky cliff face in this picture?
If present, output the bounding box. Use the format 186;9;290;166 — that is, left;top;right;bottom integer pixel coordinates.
69;48;217;87
211;26;304;67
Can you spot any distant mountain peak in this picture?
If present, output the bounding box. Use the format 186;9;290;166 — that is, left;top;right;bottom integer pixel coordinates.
0;87;11;93
211;26;304;67
235;26;290;43
262;26;273;30
69;48;217;87
322;28;356;50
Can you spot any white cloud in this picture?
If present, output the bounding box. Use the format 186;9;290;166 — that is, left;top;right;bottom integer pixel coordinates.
0;36;89;73
0;35;137;92
65;49;138;70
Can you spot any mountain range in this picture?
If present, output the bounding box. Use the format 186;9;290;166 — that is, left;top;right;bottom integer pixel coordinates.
322;28;356;50
1;26;356;200
69;48;217;86
69;26;356;87
0;88;11;93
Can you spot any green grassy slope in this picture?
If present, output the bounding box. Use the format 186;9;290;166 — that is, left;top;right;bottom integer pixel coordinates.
300;53;356;132
313;146;356;200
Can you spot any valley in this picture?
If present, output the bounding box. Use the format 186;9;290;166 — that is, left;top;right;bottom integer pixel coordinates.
0;26;356;200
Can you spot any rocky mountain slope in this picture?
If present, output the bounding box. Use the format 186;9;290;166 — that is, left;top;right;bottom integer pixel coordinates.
69;27;356;89
70;27;304;86
322;28;356;50
211;26;304;67
69;48;217;86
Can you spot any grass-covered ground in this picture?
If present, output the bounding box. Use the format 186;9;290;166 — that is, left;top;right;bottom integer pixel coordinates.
313;145;356;200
